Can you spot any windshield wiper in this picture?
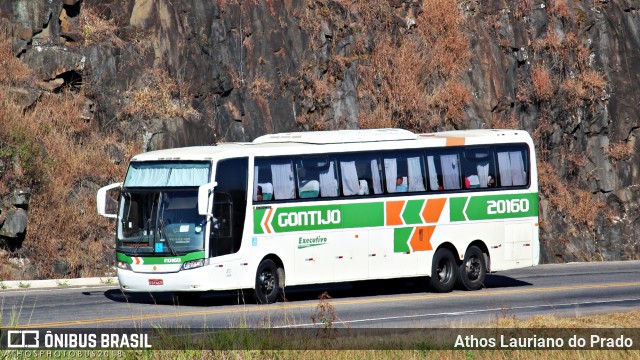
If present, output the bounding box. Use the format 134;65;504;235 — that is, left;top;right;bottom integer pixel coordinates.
159;218;178;257
159;198;178;257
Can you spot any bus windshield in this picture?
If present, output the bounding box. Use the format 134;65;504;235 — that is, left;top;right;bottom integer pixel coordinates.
117;190;205;255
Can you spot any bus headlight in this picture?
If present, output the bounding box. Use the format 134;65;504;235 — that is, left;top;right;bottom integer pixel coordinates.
181;259;207;270
117;261;132;270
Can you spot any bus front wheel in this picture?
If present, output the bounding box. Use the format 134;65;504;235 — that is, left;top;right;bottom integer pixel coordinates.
457;246;486;291
254;259;282;304
429;248;457;293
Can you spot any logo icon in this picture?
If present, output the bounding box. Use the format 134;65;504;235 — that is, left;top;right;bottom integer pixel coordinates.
7;330;40;348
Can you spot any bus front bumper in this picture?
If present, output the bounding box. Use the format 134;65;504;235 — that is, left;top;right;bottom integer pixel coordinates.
117;266;211;292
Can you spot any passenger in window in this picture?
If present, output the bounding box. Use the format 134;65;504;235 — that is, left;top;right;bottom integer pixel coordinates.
358;179;370;195
465;175;480;189
256;186;263;201
396;176;408;192
437;175;444;191
487;175;496;188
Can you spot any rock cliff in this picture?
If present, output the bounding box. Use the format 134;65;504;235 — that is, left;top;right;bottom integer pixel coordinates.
0;0;638;279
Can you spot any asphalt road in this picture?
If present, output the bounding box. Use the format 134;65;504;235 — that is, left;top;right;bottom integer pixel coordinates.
2;261;640;329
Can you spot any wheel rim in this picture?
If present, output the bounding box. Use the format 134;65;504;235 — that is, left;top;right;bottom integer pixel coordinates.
437;258;452;283
259;270;275;295
465;256;481;281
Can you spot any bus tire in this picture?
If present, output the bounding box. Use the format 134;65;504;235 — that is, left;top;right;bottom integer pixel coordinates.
429;248;457;293
457;246;486;291
254;259;281;304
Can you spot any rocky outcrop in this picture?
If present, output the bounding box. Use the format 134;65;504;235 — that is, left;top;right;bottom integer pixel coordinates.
0;0;639;278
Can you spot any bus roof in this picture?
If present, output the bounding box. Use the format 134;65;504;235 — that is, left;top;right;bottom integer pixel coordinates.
130;128;532;162
252;128;417;144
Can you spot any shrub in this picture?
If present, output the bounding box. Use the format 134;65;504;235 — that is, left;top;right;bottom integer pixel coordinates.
531;65;554;102
605;142;633;162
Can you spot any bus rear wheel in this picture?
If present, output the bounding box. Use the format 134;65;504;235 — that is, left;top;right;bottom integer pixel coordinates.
457;246;486;291
254;259;282;304
429;248;457;293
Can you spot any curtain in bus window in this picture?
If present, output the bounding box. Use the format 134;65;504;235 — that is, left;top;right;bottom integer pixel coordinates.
497;152;512;186
253;166;259;201
407;157;426;192
497;151;526;186
126;168;171;187
340;161;360;196
166;167;210;187
370;159;383;194
477;162;489;188
427;156;439;191
270;162;295;199
440;154;461;190
510;151;526;186
125;164;209;187
384;158;398;193
319;161;338;197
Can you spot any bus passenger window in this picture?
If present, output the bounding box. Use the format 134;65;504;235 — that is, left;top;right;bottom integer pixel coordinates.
254;158;295;200
496;147;528;187
338;154;383;196
441;154;461;189
297;157;338;198
462;147;495;189
383;152;425;193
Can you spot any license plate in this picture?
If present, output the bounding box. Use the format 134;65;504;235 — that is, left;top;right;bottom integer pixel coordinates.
148;279;163;285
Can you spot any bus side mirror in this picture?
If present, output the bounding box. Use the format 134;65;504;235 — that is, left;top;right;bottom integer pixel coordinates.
198;182;217;216
96;182;122;218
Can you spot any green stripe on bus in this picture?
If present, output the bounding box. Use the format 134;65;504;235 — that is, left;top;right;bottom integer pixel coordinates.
450;193;539;221
393;227;413;253
254;208;266;234
402;199;425;225
116;251;206;264
254;202;385;234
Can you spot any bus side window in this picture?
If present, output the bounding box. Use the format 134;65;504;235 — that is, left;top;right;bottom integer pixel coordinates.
338;154;383;196
255;158;295;200
426;155;442;191
296;156;338;198
319;159;338;198
383;151;426;193
427;150;462;190
496;145;528;187
462;147;495;189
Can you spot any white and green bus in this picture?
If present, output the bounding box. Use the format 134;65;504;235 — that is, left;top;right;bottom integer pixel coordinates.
97;128;539;303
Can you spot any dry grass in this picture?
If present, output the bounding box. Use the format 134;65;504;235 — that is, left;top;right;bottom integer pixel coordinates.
122;67;198;120
249;75;273;97
549;0;572;20
0;91;139;279
79;4;122;46
0;33;138;278
359;0;471;131
0;32;33;86
605;142;633;162
531;65;554;102
491;113;520;130
297;0;471;132
559;70;607;109
136;310;640;359
538;162;604;228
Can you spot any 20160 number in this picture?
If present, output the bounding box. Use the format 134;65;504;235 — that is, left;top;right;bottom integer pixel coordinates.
487;199;530;214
